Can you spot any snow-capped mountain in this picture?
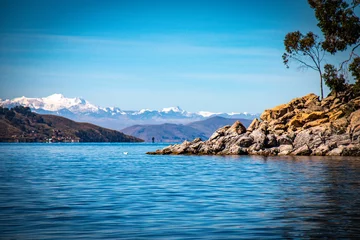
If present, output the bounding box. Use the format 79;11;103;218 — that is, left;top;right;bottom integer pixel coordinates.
0;94;259;130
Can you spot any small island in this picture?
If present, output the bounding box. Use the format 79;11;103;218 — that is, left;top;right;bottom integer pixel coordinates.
148;86;360;156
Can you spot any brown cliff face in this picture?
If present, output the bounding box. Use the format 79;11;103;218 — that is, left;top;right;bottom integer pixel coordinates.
148;90;360;156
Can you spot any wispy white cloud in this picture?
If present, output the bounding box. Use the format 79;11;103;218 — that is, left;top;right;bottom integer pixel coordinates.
0;64;139;81
180;72;296;83
0;32;282;57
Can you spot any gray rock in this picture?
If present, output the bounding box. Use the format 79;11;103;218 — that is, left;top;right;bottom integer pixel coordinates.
209;125;230;141
307;135;324;150
293;130;312;149
219;145;248;155
348;109;360;141
212;137;225;152
238;136;254;147
342;144;360;156
226;121;246;135
277;135;293;145
312;144;330;156
247;118;260;132
248;143;263;153
327;146;344;156
278;145;293;155
265;134;278;147
198;144;213;154
291;144;311;155
250;129;266;145
326;134;351;148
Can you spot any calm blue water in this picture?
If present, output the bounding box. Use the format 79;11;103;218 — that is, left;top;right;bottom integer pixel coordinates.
1;143;360;239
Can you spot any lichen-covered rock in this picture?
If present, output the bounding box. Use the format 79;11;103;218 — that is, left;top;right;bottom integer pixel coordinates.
303;118;329;129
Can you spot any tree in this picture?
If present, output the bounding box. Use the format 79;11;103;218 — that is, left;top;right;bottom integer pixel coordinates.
349;56;360;93
283;31;326;99
308;0;360;93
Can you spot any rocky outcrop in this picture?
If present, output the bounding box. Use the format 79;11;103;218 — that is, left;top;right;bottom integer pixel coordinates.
148;90;360;156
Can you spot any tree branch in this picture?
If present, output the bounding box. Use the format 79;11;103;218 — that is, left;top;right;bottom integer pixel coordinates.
339;42;360;71
290;55;318;71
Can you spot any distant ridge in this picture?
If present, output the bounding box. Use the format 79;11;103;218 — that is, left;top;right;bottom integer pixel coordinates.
122;116;252;142
0;106;143;143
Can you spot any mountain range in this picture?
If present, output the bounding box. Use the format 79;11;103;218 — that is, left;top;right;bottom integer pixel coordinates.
121;116;252;142
0;106;143;143
0;94;259;130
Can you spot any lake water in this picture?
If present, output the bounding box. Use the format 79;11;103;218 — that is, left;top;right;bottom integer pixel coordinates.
1;143;360;239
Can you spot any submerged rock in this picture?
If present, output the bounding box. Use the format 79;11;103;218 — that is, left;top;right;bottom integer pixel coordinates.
147;89;360;156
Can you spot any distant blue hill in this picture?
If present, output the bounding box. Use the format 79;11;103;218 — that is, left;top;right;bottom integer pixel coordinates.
121;116;252;143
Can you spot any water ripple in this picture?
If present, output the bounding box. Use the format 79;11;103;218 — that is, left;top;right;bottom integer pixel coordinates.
1;143;360;239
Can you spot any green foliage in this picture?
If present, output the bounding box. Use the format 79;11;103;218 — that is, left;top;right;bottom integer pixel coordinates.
349;57;360;81
308;0;360;54
283;31;322;66
323;64;347;92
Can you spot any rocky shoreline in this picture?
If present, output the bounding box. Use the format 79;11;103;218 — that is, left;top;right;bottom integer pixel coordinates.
147;91;360;156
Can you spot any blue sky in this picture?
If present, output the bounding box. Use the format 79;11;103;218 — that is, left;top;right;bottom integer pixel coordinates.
0;0;346;112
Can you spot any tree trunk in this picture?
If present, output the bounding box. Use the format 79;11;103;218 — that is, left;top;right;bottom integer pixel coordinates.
319;72;324;100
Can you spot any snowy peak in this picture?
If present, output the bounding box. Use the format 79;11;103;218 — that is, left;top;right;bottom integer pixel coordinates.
161;106;184;113
44;93;65;100
197;111;221;118
41;93;99;112
1;94;100;113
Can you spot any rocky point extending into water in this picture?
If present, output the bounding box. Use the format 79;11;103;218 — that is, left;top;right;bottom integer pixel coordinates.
148;90;360;156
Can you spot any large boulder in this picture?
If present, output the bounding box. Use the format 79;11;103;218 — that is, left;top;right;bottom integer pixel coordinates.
226;121;246;135
278;145;293;155
250;129;266;146
238;136;254;147
247;118;260;132
209;125;230;141
312;144;330;156
293;130;312;149
265;134;278;148
291;144;311;155
277;135;293;145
